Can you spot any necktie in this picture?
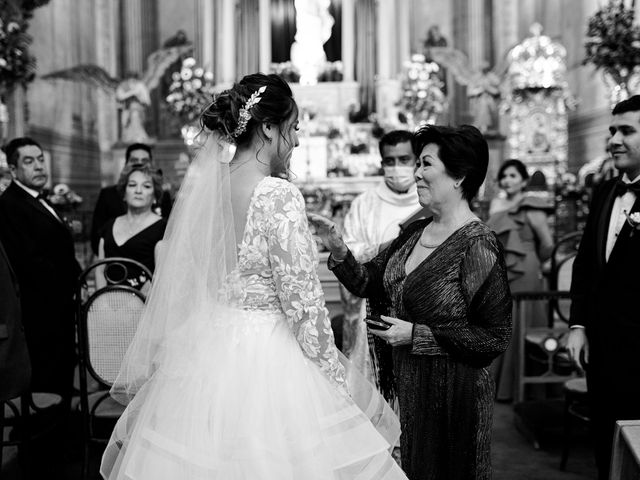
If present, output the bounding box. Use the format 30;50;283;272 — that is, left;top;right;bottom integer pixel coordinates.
614;180;640;197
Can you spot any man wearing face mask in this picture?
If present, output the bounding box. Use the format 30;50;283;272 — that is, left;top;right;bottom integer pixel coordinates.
339;130;423;381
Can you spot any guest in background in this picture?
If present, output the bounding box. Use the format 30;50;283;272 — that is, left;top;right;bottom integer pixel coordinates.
311;124;512;479
567;95;640;480
0;237;31;402
486;159;554;401
0;165;12;195
0;137;80;401
96;164;166;290
90;143;171;255
340;130;422;381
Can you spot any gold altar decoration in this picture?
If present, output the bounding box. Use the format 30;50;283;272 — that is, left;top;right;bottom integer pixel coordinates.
501;23;576;187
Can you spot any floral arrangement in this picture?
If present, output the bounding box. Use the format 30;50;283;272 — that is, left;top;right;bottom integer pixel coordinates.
269;61;343;83
397;54;447;129
48;183;83;208
624;210;640;236
0;9;37;94
165;57;215;125
583;0;640;83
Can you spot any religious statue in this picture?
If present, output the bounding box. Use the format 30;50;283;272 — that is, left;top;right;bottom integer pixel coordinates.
40;41;193;144
115;74;152;143
423;25;448;53
466;64;501;134
290;0;334;85
428;47;505;134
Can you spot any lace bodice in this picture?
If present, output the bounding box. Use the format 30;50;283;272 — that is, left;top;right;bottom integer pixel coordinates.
222;176;346;392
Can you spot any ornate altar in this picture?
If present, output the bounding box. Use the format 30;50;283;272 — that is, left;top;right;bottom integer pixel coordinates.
501;24;576;187
502;24;579;237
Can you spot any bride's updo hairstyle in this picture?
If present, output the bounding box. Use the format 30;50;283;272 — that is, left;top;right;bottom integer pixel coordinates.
201;73;297;148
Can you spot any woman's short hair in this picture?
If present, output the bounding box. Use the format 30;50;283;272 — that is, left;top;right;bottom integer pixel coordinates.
116;164;163;204
412;125;488;201
497;159;529;182
201;73;297;148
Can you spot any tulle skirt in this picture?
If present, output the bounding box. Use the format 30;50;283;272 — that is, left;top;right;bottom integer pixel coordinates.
100;307;407;479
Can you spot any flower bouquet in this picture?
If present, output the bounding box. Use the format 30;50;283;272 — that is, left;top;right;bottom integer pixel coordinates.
165;57;215;126
624;210;640;236
48;183;83;209
397;54;447;129
583;0;640;101
0;11;37;95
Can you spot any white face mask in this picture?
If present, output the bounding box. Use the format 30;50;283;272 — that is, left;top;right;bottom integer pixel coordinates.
383;165;415;192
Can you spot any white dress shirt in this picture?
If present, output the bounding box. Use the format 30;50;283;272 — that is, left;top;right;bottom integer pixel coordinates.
605;173;640;261
13;179;62;222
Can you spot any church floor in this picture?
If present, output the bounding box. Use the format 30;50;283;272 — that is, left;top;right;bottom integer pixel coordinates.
1;399;598;480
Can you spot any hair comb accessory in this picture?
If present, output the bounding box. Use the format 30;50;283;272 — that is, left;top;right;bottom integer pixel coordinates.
227;86;267;142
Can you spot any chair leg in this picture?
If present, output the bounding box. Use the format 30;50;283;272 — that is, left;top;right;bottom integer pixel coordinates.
560;395;572;470
0;402;4;480
81;442;89;480
18;396;29;480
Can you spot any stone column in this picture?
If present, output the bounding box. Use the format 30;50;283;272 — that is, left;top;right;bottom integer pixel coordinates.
95;0;119;153
342;0;355;81
376;0;401;119
259;0;271;73
493;0;519;62
468;0;485;69
120;0;157;74
216;0;236;84
395;0;411;73
376;0;394;82
196;0;216;72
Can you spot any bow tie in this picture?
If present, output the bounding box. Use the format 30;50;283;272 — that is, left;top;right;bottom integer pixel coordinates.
614;180;640;197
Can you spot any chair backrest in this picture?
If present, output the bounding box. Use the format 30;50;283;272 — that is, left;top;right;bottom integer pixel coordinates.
77;258;152;387
83;286;146;385
548;232;582;323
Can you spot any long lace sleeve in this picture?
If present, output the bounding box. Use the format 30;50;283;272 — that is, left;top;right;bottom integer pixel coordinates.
266;182;347;394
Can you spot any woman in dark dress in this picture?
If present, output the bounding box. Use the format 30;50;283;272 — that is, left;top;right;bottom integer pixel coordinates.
310;125;512;480
486;159;554;400
97;164;166;290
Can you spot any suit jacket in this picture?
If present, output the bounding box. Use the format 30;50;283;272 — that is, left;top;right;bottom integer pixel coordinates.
569;176;640;395
90;184;172;254
0;238;31;401
0;182;80;394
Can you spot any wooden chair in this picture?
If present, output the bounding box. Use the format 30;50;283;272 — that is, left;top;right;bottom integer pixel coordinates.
546;231;582;325
512;232;583;448
76;258;151;480
560;377;589;470
0;393;64;480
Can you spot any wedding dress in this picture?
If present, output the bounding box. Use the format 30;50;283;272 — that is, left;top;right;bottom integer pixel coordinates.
100;135;407;480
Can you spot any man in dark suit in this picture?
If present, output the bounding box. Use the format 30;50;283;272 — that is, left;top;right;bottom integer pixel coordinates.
0;137;80;402
90;142;171;254
0;238;31;402
567;95;640;480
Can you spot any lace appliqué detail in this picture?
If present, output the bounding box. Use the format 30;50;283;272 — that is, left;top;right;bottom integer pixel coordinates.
222;177;347;394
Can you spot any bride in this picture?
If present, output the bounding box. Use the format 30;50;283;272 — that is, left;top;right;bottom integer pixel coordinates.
100;73;407;480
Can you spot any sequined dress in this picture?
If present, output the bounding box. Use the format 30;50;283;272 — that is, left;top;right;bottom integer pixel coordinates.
330;220;512;480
